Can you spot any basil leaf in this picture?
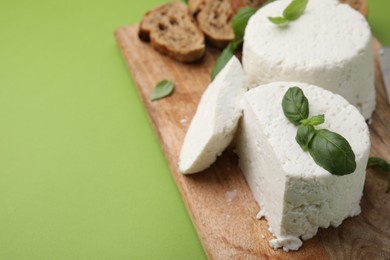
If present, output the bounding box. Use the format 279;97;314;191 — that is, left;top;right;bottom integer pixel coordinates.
296;124;315;151
283;0;309;21
268;16;288;25
367;157;390;171
232;7;257;38
309;129;356;176
150;80;174;101
307;114;325;126
282;87;309;125
211;39;242;80
367;157;390;193
301;114;325;126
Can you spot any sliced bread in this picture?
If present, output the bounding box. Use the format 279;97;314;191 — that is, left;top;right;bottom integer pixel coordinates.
196;0;235;48
191;0;266;48
138;2;206;63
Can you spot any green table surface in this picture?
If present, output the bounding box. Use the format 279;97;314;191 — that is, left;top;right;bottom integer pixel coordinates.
0;0;389;259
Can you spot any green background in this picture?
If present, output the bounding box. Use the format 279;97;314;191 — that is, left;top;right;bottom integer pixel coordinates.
0;0;389;259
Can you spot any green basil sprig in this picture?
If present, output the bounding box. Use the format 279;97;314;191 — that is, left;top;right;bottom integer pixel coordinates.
269;0;309;25
150;80;175;101
282;87;356;176
367;157;390;192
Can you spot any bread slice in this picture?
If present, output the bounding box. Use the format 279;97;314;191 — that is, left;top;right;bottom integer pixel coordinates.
192;0;267;48
196;0;235;48
138;2;206;63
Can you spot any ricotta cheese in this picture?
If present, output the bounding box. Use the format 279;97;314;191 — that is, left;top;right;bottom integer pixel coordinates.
243;0;375;119
236;82;370;251
179;56;246;174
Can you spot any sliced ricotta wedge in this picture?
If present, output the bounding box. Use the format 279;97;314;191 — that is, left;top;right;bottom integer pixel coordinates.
243;0;375;119
236;82;370;251
179;56;246;174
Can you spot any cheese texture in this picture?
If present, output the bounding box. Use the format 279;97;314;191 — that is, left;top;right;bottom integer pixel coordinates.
243;0;375;119
236;82;370;251
179;56;246;174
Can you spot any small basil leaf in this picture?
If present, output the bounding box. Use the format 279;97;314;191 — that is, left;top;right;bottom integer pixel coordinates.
268;16;288;25
295;124;315;151
150;80;174;101
282;87;309;125
367;157;390;171
367;157;390;192
211;39;242;80
302;114;325;126
283;0;309;21
309;129;356;176
232;7;257;38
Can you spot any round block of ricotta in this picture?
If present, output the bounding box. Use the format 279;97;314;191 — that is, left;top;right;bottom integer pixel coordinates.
236;82;370;251
243;0;375;119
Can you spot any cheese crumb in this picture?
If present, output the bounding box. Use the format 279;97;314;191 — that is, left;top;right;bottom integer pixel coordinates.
226;190;237;203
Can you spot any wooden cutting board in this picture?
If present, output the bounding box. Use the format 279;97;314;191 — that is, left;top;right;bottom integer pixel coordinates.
115;25;390;259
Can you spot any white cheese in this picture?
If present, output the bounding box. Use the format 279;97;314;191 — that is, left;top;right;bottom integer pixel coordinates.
243;0;375;119
179;56;246;174
236;82;370;251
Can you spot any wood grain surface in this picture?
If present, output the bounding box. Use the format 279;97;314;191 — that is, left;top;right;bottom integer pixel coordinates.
115;26;390;259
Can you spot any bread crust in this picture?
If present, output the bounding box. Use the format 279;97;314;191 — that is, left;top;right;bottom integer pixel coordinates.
138;2;206;63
